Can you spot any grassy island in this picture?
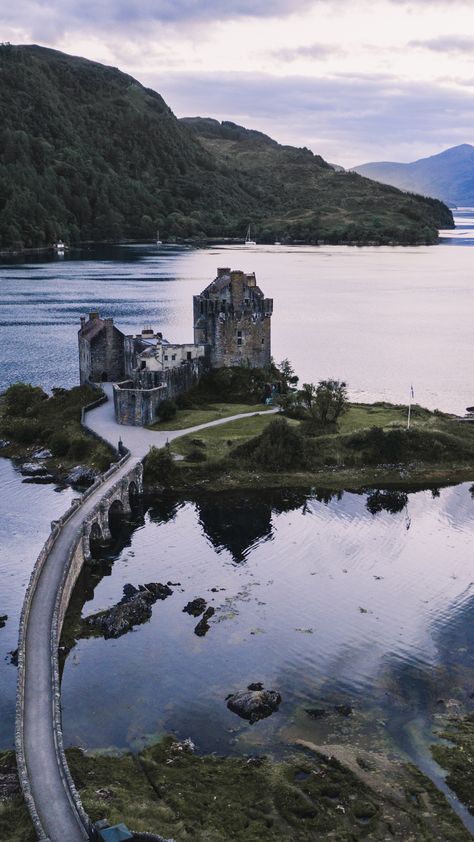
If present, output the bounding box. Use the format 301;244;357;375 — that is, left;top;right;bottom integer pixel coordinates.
144;400;474;494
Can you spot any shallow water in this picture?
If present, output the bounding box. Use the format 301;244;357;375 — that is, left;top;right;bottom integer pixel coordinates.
0;459;75;747
60;483;474;764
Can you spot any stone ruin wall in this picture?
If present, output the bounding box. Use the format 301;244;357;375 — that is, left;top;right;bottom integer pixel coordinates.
114;357;208;426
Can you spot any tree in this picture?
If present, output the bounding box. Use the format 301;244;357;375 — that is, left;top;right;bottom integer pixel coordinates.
278;359;299;389
313;379;348;425
299;382;317;410
3;382;47;417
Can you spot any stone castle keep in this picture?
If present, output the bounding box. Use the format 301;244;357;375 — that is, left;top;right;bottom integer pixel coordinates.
78;268;273;425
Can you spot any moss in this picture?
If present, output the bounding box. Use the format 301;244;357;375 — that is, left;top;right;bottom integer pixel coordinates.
432;714;474;814
0;752;35;842
65;737;472;841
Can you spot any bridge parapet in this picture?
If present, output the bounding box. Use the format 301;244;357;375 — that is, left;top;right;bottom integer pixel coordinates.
16;445;143;842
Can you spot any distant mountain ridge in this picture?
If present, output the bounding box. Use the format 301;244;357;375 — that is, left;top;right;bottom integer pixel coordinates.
353;144;474;207
0;44;453;250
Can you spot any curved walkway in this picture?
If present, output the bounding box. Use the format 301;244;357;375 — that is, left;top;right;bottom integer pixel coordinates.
85;384;277;459
19;388;276;842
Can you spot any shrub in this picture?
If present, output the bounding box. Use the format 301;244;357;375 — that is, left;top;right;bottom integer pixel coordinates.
68;435;92;460
233;417;306;471
144;445;176;484
157;399;177;421
49;431;70;457
185;448;207;463
9;418;42;444
3;383;47;417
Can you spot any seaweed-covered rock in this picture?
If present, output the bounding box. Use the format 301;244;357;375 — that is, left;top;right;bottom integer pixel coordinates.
20;462;49;476
183;597;207;617
0;615;7;629
227;685;282;723
194;607;215;637
32;448;53;459
67;465;98;487
85;582;173;639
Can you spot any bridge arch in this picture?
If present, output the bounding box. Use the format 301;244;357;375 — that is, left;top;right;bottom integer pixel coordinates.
108;498;124;537
128;479;140;510
88;520;104;558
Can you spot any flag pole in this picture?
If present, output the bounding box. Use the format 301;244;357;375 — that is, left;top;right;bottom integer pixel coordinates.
407;385;413;430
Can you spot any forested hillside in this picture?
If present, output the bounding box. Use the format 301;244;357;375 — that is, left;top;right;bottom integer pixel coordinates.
0;43;453;250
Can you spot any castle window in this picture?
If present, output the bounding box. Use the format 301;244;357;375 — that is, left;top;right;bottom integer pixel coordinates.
164;355;168;361
237;330;242;337
261;339;265;344
187;351;192;360
172;354;176;361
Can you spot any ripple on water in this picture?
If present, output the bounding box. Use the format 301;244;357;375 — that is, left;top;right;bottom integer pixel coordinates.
57;483;474;756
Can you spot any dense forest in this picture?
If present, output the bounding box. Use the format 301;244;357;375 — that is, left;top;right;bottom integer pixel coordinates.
0;43;453;250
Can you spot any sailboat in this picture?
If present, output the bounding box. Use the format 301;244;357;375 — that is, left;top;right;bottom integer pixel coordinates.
245;224;256;246
156;229;162;245
54;240;65;254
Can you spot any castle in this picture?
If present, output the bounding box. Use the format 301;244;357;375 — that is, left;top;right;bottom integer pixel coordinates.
78;268;273;426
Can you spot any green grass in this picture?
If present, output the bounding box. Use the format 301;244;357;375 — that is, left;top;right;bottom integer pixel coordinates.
147;402;273;431
170;411;294;462
156;401;474;493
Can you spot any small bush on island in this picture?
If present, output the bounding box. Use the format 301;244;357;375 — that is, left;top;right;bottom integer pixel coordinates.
156;399;177;422
144;445;177;485
232;417;306;471
3;382;47;417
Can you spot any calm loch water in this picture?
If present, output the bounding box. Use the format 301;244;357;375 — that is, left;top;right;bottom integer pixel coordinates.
0;221;473;831
59;484;474;760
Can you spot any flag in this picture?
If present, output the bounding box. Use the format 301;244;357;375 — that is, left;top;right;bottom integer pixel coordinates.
410;385;415;400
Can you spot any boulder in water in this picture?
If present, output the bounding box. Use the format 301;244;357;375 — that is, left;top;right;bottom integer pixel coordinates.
226;685;282;723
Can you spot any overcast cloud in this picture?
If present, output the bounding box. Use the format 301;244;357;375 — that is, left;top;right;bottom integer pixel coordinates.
3;0;474;165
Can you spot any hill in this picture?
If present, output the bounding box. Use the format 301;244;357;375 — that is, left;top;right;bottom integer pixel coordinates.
180;117;452;243
353;144;474;208
0;43;453;250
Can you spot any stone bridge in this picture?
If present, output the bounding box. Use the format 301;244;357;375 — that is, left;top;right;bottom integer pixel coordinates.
16;453;150;842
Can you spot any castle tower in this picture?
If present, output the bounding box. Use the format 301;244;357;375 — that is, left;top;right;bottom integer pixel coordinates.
193;268;273;369
78;312;125;384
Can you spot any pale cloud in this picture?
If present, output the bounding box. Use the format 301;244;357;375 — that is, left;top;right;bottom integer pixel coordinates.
158;70;474;167
409;35;474;53
273;43;345;62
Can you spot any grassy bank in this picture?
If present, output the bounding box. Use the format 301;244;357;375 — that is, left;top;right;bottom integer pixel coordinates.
0;383;115;479
432;714;474;816
144;402;474;493
2;734;471;842
147;402;273;432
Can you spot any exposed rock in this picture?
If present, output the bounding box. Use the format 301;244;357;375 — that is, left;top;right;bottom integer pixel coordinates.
226;685;282;723
0;439;10;449
305;707;328;720
183;597;207;617
20;462;49;477
0;615;7;629
335;704;353;717
85;581;173;639
247;682;264;691
67;465;98;487
7;649;18;666
22;474;55;484
32;448;53;459
194;606;215;637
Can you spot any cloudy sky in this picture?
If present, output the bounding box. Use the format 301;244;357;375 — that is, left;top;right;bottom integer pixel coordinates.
4;0;474;166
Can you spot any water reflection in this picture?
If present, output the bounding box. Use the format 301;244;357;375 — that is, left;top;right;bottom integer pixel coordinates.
60;482;474;762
